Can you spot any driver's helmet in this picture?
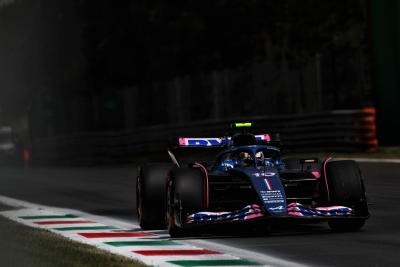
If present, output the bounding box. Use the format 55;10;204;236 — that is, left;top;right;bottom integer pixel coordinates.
256;151;264;166
239;152;252;160
239;152;253;166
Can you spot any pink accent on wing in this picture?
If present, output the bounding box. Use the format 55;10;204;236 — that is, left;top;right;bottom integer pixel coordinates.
304;159;316;163
311;171;321;179
250;207;263;213
264;134;271;142
323;157;333;202
178;137;186;145
194;163;209;208
245;213;265;220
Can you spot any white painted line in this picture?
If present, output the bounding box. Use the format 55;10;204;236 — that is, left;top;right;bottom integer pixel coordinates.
0;195;307;267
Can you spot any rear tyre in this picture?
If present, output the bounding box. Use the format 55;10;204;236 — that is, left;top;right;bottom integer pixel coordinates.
325;160;368;231
168;167;205;238
137;163;173;230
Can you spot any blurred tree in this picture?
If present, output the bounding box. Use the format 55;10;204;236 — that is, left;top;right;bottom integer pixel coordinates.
76;0;371;126
80;0;369;86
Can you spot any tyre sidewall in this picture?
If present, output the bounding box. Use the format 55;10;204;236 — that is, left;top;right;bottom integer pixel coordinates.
168;167;205;234
325;160;368;215
137;163;173;229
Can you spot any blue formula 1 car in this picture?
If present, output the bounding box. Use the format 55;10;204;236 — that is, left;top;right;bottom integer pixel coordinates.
136;123;369;237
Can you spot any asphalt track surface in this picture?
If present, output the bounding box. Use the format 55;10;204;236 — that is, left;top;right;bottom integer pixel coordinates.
0;162;398;267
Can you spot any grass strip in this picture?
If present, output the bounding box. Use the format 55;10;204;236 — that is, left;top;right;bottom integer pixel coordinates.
0;214;148;267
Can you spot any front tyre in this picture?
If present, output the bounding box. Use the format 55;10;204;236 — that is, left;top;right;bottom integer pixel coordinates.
325;160;368;231
167;167;205;237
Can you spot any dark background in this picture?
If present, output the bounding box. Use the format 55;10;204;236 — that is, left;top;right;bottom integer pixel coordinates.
0;0;398;157
0;3;400;266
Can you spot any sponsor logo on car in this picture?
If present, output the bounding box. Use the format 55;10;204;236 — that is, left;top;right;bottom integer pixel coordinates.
254;172;276;177
268;205;285;211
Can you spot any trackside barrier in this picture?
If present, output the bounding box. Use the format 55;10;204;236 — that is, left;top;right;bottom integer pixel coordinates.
31;108;378;165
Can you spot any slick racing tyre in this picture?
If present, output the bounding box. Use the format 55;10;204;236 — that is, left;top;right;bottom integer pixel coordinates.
137;163;173;230
168;167;205;237
325;160;368;231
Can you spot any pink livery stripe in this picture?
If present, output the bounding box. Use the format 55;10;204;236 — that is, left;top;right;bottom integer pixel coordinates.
323;157;332;201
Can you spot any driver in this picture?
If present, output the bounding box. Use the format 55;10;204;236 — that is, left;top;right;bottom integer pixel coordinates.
239;152;253;167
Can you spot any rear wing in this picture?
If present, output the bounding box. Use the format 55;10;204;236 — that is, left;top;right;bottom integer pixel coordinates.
170;133;280;166
177;134;277;147
178;137;226;147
